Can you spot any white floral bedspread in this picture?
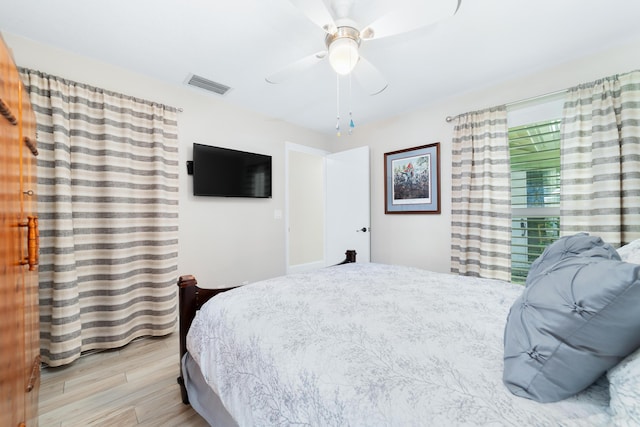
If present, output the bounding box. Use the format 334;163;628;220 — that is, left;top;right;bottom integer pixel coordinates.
187;263;610;426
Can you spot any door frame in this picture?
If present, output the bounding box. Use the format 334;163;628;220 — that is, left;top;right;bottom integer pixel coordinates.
285;142;328;274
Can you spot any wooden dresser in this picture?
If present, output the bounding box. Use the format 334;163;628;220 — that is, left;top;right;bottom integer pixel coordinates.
0;34;40;427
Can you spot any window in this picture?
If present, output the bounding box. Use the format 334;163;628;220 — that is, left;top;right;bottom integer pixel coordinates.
509;119;561;283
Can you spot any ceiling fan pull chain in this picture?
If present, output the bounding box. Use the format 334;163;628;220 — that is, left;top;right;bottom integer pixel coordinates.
336;73;341;136
348;72;354;135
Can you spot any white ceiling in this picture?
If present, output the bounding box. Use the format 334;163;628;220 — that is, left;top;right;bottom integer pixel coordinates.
2;0;640;135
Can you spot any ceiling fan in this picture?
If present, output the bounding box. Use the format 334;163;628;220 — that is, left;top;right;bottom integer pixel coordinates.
266;0;462;95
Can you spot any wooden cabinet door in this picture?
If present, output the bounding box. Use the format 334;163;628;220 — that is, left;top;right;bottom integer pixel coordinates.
19;75;40;427
0;35;27;427
0;34;40;427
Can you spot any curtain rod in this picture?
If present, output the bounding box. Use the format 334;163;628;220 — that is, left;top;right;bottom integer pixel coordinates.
445;88;567;123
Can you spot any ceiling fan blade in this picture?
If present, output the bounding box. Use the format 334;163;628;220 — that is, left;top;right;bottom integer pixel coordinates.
361;0;461;40
353;56;388;96
265;51;328;84
288;0;337;33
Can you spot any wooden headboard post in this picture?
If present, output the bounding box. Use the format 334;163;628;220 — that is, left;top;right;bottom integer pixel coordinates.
176;274;237;404
177;275;197;404
338;249;357;264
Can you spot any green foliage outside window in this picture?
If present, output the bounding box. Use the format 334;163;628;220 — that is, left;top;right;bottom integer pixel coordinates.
509;119;561;283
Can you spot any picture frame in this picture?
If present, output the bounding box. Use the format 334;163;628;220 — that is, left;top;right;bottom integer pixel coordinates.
384;143;441;214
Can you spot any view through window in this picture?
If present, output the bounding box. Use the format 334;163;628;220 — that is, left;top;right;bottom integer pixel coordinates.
509;119;561;283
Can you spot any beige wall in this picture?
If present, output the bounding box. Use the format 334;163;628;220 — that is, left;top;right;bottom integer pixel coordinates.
3;32;332;287
338;35;640;273
5;31;640;281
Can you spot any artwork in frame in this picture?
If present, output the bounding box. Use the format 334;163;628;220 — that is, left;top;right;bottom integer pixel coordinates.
384;143;441;214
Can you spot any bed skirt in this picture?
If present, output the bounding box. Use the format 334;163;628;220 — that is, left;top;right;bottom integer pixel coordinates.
182;353;238;426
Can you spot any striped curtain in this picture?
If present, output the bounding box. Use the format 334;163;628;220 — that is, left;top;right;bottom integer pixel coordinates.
560;70;640;247
451;106;512;281
19;69;180;367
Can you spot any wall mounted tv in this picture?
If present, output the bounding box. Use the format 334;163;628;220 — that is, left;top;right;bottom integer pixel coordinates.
192;143;272;198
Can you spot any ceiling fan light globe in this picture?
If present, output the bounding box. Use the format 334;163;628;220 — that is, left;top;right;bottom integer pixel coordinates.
329;37;359;75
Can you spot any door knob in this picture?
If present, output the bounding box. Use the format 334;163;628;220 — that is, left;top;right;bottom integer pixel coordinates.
357;227;369;232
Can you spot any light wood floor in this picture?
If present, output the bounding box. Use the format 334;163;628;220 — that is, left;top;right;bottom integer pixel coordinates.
38;333;210;427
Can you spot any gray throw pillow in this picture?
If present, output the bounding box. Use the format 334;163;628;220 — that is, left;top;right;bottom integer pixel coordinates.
503;233;640;402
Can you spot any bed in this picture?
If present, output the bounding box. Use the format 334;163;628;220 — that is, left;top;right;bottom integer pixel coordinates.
177;240;640;426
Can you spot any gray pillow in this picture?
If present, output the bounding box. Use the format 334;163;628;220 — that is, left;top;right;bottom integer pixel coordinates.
503;233;640;402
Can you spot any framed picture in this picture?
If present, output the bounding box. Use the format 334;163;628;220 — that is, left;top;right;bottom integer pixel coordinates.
384;143;440;214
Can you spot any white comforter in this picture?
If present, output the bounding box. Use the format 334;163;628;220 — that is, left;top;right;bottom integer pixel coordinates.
187;263;610;426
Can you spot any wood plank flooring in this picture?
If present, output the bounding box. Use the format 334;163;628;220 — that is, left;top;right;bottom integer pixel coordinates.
38;333;210;427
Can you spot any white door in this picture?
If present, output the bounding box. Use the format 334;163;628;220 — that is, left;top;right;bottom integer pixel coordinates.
325;146;371;265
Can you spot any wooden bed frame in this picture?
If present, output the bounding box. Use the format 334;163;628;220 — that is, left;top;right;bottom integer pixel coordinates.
176;250;357;404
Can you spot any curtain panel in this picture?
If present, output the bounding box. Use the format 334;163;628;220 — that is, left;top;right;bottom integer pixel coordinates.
451;106;511;281
19;68;180;367
560;70;640;247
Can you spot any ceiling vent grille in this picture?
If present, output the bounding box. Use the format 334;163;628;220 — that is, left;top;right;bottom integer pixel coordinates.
186;74;231;96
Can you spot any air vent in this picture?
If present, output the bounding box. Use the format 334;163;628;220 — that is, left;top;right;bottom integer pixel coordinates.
186;74;231;96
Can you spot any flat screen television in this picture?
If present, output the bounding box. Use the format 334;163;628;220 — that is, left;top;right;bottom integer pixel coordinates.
192;143;272;198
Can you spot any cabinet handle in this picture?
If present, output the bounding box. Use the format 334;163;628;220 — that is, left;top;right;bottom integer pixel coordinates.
26;355;41;392
24;136;39;156
0;97;17;125
19;215;39;271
